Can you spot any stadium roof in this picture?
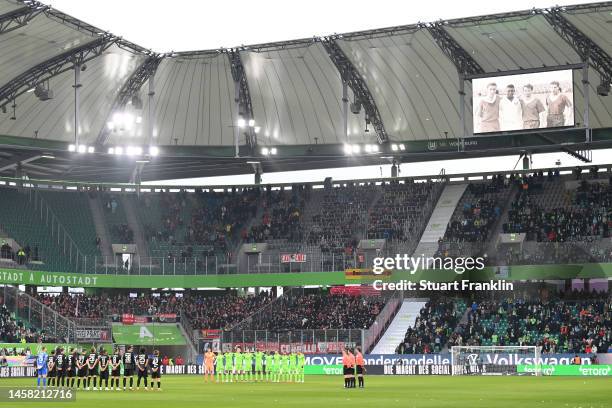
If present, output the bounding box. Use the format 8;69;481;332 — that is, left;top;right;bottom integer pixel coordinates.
0;1;611;182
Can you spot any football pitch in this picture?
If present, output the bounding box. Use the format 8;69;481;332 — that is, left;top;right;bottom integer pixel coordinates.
0;376;611;407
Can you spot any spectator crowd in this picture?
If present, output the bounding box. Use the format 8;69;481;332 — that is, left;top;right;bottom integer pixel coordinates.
248;293;385;331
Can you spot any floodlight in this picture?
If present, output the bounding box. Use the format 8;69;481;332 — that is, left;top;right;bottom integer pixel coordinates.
126;146;142;156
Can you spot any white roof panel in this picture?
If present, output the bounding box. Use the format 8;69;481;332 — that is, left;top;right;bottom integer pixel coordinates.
242;43;369;145
0;45;144;143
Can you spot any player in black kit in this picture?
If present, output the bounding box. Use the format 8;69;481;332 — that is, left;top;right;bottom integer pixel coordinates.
47;349;56;387
55;347;65;387
99;349;110;390
65;348;76;388
76;350;88;389
86;347;99;390
136;347;149;390
110;347;121;391
149;349;162;391
122;345;136;390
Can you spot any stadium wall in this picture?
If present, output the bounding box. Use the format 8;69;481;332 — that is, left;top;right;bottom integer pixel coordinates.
1;263;612;288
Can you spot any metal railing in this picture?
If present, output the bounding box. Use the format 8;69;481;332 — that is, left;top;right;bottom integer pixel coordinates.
2;163;608;193
2;285;76;342
30;190;85;273
362;290;403;353
9;237;612;276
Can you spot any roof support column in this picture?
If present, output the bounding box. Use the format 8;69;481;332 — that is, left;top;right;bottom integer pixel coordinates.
342;81;349;141
0;36;115;110
321;37;388;144
541;8;612;93
458;73;466;151
0;5;47;35
95;54;163;146
228;49;256;154
147;71;156;146
424;22;484;151
73;63;81;147
233;79;240;157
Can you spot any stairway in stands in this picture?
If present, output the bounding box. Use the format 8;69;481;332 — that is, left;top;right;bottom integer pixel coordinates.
120;196;151;262
88;194;114;263
371;299;427;354
413;184;468;257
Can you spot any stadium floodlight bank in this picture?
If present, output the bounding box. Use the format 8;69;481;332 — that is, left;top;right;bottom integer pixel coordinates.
451;346;542;376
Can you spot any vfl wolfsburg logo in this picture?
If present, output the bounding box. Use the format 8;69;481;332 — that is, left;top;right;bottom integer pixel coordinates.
466;354;479;365
428;141;437;151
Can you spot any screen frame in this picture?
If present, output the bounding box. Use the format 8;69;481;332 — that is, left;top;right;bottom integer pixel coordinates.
468;64;582;136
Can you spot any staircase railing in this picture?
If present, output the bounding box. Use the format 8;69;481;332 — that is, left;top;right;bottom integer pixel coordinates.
362;289;403;353
29;189;85;273
2;285;76;342
229;288;297;331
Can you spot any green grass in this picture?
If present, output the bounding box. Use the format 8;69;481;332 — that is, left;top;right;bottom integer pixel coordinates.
111;323;186;346
0;375;611;407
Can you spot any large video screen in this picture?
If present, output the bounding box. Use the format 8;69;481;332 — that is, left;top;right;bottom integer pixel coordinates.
473;69;574;134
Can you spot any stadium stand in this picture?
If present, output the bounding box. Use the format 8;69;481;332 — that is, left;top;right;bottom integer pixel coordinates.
32;291;274;329
247;186;307;244
242;292;386;331
435;176;515;259
366;181;437;246
40;190;101;259
452;294;611;354
30;290;385;333
100;192;134;244
0;303;58;343
2;168;612;274
0;188;73;271
396;299;467;354
306;183;378;253
396;290;611;355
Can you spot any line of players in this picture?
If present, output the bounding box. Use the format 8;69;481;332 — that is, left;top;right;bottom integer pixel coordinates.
202;346;306;383
35;345;162;391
